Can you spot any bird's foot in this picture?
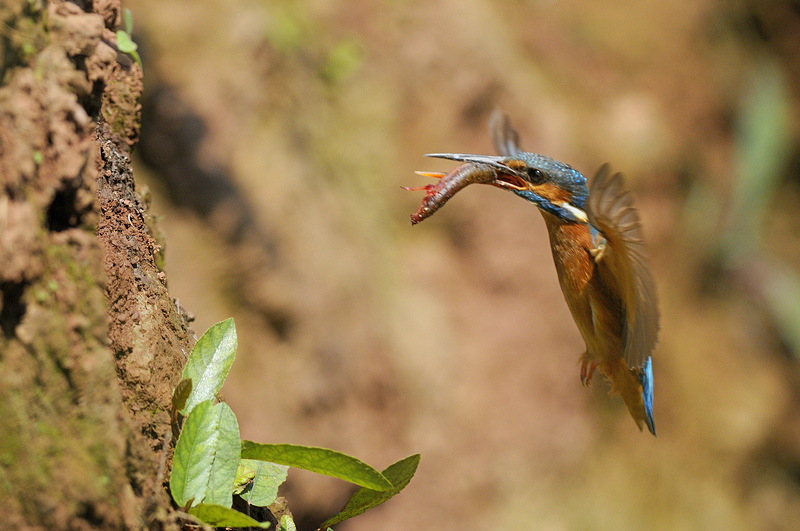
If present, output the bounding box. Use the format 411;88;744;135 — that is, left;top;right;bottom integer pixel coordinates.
580;360;597;388
590;238;607;263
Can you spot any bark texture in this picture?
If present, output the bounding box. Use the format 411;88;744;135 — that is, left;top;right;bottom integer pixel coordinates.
0;1;190;528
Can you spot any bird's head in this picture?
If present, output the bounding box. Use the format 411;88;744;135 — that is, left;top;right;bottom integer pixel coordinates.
425;152;590;224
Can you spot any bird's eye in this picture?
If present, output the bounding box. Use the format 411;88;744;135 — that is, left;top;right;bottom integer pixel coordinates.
527;168;545;183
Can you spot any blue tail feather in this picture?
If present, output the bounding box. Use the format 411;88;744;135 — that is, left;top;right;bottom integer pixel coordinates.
640;357;656;436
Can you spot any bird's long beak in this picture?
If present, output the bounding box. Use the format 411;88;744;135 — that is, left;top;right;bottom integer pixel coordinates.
424;153;529;191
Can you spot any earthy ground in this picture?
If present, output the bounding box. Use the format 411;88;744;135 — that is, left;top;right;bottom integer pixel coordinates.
130;0;800;530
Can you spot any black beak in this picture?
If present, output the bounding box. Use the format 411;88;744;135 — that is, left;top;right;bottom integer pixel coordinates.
424;153;528;180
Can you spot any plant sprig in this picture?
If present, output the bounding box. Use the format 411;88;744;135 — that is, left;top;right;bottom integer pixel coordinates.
168;318;419;529
116;8;141;67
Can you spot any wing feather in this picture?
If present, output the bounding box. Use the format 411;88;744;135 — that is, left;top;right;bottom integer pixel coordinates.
587;165;659;368
490;110;521;156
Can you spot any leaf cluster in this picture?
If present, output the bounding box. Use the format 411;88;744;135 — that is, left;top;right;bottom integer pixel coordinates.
169;318;419;530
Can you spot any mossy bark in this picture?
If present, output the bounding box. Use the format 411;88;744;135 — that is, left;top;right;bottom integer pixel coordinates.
0;1;191;528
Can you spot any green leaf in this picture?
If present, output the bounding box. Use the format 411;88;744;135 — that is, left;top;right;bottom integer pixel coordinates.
170;400;216;507
169;400;240;508
237;459;289;506
279;514;296;531
171;378;193;413
115;30;138;54
241;442;392;491
268;8;306;51
232;461;256;495
204;402;241;507
322;38;363;83
188;503;271;529
115;30;142;67
729;59;791;252
762;261;800;359
181;318;237;415
319;454;420;529
123;7;134;34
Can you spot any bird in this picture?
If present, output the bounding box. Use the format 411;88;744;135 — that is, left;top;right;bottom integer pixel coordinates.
410;111;659;434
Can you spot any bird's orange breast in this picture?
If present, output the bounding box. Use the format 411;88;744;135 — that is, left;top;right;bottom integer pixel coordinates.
541;214;594;296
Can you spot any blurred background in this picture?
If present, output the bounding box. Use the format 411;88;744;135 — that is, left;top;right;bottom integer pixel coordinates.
130;1;800;529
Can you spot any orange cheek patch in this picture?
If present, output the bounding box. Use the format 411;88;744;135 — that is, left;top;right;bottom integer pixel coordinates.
533;182;572;204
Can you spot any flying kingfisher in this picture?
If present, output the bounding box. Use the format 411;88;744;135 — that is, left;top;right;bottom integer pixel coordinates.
407;111;659;435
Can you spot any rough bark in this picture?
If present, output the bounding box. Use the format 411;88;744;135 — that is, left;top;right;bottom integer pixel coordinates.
0;1;190;528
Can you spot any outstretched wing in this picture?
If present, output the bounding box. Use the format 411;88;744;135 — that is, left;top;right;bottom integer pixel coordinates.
586;165;659;368
490;110;521;156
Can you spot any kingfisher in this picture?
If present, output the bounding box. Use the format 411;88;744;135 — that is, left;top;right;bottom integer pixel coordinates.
408;111;659;434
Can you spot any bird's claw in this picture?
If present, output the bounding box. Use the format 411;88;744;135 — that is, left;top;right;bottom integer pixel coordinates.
580;360;597;388
590;238;607;263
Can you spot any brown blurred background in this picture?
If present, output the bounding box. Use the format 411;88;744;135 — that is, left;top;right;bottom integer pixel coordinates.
130;1;800;529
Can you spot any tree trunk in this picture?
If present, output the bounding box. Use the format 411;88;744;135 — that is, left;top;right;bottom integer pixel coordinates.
0;1;189;528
